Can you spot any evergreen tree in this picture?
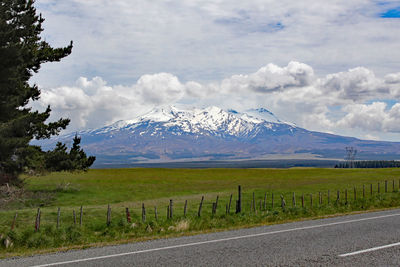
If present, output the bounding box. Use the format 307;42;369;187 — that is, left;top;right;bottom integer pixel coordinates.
0;0;72;184
68;134;96;171
45;135;96;172
44;142;70;172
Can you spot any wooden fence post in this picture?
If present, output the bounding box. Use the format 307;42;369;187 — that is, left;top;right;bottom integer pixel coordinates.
310;194;313;208
237;185;242;213
212;203;216;215
73;210;76;225
252;192;256;213
292;192;296;207
38;208;41;231
169;199;173;219
184;200;188;217
11;212;17;230
107;204;111;226
319;192;322;205
142;203;146;222
126;207;131;223
35;208;40;232
198;196;204;217
385;180;388;193
345;189;348;205
226;203;229;215
263;193;267;210
301;193;304;208
154;206;158;221
271;193;274;209
167;205;170;219
80;206;83;226
378;182;380;193
370;184;373;195
228;194;232;214
57;207;60;229
281;195;286;210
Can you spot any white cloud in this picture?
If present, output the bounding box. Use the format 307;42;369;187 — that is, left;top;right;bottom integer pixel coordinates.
32;73;188;130
31;61;400;142
337;102;389;131
319;67;388;102
335;102;400;133
220;61;314;93
136;73;185;104
32;0;400;88
385;73;400;84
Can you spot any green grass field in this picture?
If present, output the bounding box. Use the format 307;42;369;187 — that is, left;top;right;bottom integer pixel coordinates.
1;167;400;257
21;168;400;205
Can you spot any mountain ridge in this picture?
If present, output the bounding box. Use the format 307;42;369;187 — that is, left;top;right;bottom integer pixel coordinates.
36;106;400;165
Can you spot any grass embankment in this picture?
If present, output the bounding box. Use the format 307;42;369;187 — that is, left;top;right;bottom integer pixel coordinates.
1;168;400;257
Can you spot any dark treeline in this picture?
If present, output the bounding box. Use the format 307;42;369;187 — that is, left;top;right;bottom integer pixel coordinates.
335;161;400;168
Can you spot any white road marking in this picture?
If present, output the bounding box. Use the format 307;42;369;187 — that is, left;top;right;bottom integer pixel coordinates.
338;241;400;257
30;212;400;267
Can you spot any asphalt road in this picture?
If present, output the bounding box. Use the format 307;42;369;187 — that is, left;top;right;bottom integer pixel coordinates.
2;208;400;266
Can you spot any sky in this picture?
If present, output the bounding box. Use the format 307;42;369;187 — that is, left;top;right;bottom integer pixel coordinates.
30;0;400;141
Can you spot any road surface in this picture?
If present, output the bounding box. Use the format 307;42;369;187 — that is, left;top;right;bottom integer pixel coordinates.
2;208;400;266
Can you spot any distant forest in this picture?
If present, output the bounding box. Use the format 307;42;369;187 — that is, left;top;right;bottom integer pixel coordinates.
335;161;400;168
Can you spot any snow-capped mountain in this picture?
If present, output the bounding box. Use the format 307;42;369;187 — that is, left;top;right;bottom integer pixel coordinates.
78;105;289;139
37;106;400;165
117;106;282;138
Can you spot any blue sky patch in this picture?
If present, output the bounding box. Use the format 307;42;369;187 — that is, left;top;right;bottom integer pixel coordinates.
366;99;398;109
380;7;400;18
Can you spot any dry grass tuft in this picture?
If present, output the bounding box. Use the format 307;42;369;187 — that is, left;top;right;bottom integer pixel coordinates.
174;220;190;231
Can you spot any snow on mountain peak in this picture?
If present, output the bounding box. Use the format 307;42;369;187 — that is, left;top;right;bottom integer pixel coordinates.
139;105;179;122
203;106;224;114
246;108;281;123
93;120;129;134
93;106;289;137
122;106;286;136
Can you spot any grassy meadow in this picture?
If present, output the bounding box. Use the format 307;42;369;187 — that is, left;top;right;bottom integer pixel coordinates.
1;167;400;257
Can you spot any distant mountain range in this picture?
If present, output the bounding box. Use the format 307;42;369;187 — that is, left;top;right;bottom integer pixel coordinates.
36;106;400;166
